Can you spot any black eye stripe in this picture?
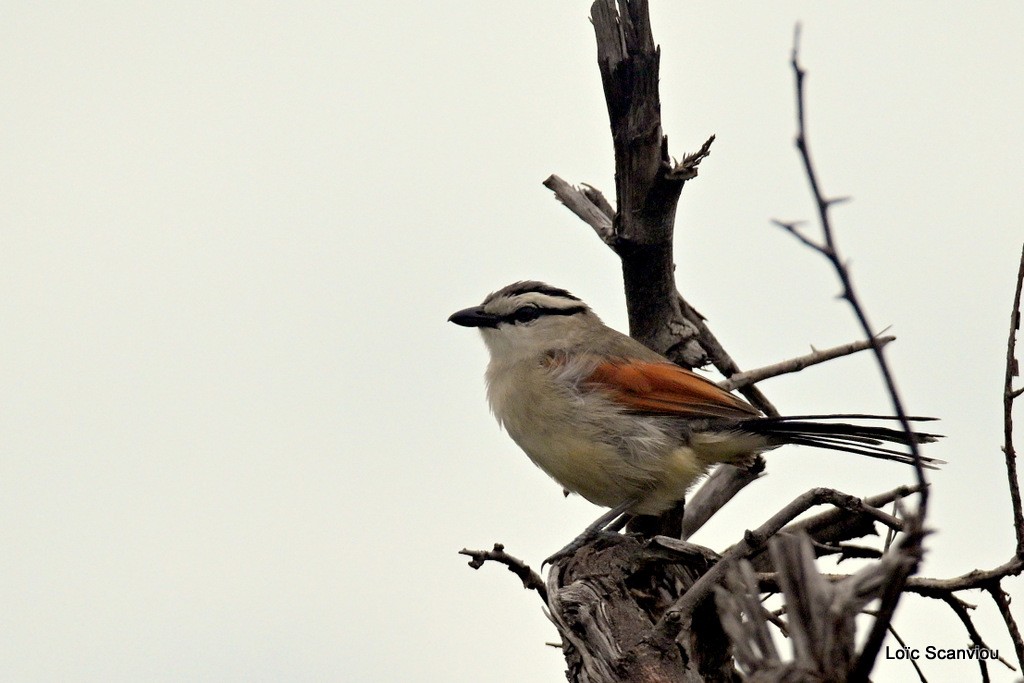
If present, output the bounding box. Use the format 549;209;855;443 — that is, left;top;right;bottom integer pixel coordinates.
499;305;587;325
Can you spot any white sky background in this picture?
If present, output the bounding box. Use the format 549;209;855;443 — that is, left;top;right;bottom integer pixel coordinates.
2;2;1022;681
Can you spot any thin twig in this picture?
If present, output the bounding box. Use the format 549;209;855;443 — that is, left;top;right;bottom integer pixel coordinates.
905;556;1024;595
1002;243;1024;556
783;28;929;510
771;219;824;253
887;625;928;683
851;513;924;682
459;543;548;602
781;484;918;535
987;584;1024;672
783;28;929;680
940;595;993;681
719;335;895;391
715;559;783;674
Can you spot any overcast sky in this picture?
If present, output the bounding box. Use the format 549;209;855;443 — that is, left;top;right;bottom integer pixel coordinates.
2;2;1023;681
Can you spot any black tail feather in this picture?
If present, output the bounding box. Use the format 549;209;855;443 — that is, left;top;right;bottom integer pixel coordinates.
739;415;944;468
752;413;939;423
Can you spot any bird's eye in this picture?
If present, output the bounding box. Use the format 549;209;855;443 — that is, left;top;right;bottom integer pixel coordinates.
512;306;542;324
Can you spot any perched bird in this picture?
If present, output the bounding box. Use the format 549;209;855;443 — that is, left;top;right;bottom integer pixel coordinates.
449;281;940;556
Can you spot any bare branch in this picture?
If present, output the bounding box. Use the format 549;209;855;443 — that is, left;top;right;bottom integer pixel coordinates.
659;487;905;640
783;30;932;679
756;484;919;571
987;584;1024;672
543;174;616;246
784;484;920;537
681;463;764;541
940;595;994;681
1002;243;1024;555
784;27;930;513
677;293;779;415
715;560;783;676
850;515;925;682
647;535;723;566
905;556;1024;595
717;532;921;680
459;544;548;602
887;625;929;683
719;335;896;392
771;218;827;254
589;0;713;368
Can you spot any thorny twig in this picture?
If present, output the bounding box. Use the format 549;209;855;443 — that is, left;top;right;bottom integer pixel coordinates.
718;335;895;392
941;595;994;681
887;625;929;683
1003;244;1024;556
987;584;1024;673
779;26;930;509
780;27;929;680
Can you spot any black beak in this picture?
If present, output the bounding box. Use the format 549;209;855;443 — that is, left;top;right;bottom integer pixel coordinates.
448;306;500;328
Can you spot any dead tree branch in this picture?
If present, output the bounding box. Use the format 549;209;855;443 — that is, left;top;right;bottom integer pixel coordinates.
939;595;995;681
905;557;1024;595
680;464;764;541
658;487;908;641
588;0;708;369
718;335;896;392
459;544;548;602
887;625;929;683
716;531;922;680
987;584;1024;673
779;27;930;511
776;29;933;679
1003;244;1024;555
543;174;615;245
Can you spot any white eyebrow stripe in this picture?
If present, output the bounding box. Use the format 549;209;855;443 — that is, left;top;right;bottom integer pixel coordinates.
511;292;584;309
490;281;581;302
485;291;588;316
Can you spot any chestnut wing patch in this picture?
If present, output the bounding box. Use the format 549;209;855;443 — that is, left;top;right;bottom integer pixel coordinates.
585;359;761;420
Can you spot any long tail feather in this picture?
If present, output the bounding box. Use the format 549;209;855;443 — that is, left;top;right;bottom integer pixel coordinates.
738;415;944;468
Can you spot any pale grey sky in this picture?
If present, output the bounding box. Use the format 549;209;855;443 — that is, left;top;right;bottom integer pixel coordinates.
2;2;1022;681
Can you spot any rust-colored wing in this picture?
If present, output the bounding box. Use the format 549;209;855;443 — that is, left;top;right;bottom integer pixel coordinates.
585;359;761;420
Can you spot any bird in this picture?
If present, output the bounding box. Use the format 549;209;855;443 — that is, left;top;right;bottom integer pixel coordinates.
448;281;941;560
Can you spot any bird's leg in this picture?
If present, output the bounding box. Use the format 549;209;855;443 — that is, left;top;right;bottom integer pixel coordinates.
544;498;637;566
606;512;631;532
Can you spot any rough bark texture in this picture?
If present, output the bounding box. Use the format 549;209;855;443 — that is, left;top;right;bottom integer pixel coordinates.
548;536;738;683
716;532;921;682
590;0;705;370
